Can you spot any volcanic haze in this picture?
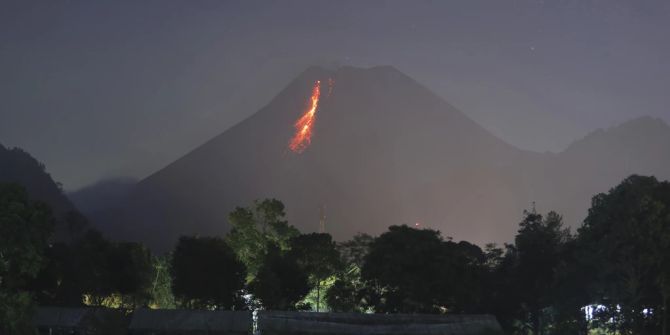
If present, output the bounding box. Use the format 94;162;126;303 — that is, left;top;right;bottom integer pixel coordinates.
95;66;670;251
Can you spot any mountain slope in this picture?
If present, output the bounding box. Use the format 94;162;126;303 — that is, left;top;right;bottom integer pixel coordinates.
68;177;137;216
99;66;670;251
102;66;534;250
0;143;76;215
0;143;84;241
539;116;670;226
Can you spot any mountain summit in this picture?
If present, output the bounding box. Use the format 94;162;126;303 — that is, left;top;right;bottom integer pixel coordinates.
97;66;670;250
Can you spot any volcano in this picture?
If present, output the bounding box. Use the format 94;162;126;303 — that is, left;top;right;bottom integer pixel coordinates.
97;66;670;251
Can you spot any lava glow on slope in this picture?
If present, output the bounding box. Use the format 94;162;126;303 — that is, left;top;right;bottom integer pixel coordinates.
289;80;322;153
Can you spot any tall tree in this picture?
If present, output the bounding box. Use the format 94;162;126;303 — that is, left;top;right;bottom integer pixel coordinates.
107;242;153;308
226;199;299;280
360;225;483;313
549;237;591;335
72;229;115;306
171;236;246;310
0;183;54;334
249;243;310;310
149;254;176;308
578;175;670;334
338;233;374;269
479;243;526;333
445;240;488;313
288;233;342;311
511;209;573;335
325;268;364;313
326;233;374;312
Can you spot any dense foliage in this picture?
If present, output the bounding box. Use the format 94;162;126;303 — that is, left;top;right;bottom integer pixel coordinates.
226;199;299;280
4;175;670;335
30;229;154;309
171;236;246;309
0;183;54;334
249;243;310;310
288;233;342;311
577;175;670;334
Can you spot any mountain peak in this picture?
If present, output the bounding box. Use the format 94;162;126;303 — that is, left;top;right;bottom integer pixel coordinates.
565;116;670;153
300;65;408;83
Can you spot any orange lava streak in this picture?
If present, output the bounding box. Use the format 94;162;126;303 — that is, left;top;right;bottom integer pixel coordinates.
289;80;321;153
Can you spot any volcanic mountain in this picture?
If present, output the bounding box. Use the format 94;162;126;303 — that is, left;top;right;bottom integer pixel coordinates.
97;66;670;251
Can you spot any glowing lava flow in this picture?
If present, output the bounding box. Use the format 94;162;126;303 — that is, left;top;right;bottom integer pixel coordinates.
289;80;321;153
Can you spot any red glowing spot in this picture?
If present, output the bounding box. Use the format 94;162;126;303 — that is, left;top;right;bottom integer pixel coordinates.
289;81;321;153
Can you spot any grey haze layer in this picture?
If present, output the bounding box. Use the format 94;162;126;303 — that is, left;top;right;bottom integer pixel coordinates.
94;66;670;250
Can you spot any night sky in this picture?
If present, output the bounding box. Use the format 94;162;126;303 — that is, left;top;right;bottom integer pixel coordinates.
1;0;669;190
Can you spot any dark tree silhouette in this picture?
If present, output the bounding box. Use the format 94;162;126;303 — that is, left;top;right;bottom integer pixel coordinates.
578;175;670;334
107;242;153;308
71;230;116;305
361;225;485;313
31;229;155;309
171;236;246;310
338;233;374;269
5;171;670;335
509;210;572;335
288;233;342;311
326;233;374;312
0;183;54;334
226;199;299;280
249;243;310;310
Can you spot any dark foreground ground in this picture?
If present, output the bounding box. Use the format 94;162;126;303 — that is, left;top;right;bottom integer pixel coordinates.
34;307;503;335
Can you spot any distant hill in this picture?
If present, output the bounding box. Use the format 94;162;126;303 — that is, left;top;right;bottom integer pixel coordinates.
93;66;670;251
541;116;670;228
68;177;137;216
0;143;83;239
0;143;76;215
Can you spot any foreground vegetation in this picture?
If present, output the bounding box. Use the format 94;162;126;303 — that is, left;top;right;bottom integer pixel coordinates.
1;175;670;335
